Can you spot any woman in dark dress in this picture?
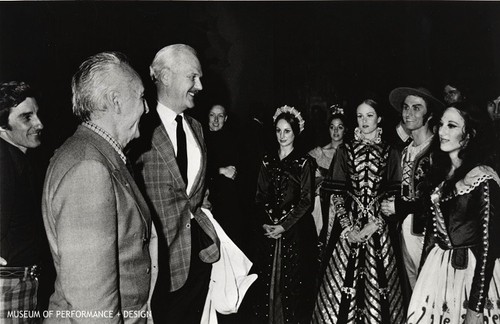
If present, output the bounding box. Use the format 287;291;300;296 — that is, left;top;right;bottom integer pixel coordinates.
313;99;405;324
407;102;500;324
205;104;241;243
253;105;318;323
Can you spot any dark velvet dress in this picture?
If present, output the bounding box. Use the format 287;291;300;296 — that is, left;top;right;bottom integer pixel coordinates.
253;149;318;324
313;139;404;324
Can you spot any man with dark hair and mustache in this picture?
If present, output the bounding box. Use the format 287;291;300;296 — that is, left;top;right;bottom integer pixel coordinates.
381;87;444;289
0;81;44;321
133;44;220;323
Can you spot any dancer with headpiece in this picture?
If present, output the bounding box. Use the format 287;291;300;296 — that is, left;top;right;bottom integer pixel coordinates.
312;98;405;324
252;105;318;323
381;87;445;290
308;105;347;242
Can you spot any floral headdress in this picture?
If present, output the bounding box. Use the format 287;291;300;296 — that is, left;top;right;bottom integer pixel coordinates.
272;105;305;133
330;104;345;116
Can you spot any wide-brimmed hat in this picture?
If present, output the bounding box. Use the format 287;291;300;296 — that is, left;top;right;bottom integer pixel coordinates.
389;87;445;113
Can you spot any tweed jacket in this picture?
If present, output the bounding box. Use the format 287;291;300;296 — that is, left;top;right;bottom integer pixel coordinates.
42;126;158;323
133;109;220;292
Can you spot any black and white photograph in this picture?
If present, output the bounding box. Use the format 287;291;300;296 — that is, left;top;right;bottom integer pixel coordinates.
1;1;500;323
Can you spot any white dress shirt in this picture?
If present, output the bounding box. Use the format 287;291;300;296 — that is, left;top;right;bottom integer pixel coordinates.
157;102;202;195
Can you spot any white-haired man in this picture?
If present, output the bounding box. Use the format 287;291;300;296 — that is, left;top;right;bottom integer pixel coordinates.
132;44;220;323
43;52;157;323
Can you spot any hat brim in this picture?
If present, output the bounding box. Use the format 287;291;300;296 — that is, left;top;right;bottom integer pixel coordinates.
389;87;445;113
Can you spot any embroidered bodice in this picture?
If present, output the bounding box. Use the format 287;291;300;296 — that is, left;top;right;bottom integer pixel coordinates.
322;140;401;229
255;150;315;231
424;166;500;312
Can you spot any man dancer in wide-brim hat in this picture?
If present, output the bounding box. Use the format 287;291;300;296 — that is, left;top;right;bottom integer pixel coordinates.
381;87;445;289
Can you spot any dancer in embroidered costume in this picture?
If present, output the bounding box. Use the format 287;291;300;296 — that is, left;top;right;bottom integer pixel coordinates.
407;102;500;324
253;105;318;323
308;104;347;240
381;87;445;290
313;98;405;324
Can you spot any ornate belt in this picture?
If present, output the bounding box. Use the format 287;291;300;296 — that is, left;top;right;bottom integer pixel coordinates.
0;265;40;280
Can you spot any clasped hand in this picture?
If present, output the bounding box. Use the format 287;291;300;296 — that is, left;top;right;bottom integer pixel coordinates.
380;197;395;217
263;224;285;240
346;222;378;244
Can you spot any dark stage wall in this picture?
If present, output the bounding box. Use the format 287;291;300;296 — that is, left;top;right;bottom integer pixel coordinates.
1;1;500;155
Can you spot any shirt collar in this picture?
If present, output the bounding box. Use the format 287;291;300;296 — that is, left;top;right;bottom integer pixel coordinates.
396;123;411;142
157;101;184;123
82;121;127;164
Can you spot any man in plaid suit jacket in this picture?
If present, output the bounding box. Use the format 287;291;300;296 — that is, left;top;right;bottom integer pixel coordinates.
133;44;220;323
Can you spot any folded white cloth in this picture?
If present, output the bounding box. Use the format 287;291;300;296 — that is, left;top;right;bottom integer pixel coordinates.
201;208;258;324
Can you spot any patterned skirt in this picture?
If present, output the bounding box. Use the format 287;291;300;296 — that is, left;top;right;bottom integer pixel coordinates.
407;246;500;324
312;224;405;324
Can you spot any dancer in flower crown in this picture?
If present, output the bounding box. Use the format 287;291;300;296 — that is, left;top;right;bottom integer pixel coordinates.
252;105;318;323
308;105;347;241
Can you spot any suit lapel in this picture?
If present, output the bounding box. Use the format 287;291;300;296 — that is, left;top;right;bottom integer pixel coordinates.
151;120;188;190
77;126;152;233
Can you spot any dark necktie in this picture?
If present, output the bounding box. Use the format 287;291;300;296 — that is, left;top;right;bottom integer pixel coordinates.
175;115;188;186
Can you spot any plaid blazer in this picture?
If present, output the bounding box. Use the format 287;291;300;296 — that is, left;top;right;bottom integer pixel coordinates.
134;110;220;292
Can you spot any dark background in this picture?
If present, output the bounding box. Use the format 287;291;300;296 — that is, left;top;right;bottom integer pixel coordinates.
1;1;500;154
2;1;500;316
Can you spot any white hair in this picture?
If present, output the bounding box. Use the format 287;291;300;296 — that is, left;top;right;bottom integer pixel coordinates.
72;51;136;122
149;44;197;83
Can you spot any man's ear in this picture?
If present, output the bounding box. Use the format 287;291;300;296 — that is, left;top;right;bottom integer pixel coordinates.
160;68;172;87
107;90;121;114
